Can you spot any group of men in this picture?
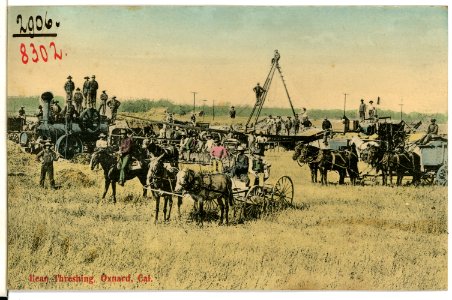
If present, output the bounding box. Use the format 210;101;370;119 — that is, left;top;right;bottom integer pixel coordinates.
358;99;378;121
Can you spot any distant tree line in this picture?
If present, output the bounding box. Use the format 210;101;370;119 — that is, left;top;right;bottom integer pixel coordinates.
7;96;448;124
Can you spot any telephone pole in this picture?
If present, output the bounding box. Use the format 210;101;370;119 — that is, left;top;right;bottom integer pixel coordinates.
202;99;207;121
191;91;197;113
212;99;215;120
343;93;348;117
399;99;404;121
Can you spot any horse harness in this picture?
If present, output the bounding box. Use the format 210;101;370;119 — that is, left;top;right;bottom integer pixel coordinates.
183;170;229;199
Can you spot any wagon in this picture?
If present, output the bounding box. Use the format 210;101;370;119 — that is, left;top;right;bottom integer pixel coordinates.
229;173;294;222
415;139;448;186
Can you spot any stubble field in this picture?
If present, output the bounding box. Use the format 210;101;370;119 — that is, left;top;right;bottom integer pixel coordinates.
7;139;448;290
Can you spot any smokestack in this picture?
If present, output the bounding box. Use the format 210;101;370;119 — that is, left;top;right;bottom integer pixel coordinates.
40;91;53;126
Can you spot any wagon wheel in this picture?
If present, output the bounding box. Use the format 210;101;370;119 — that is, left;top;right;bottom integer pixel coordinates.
243;186;264;220
271;176;294;210
436;165;447;186
55;134;83;159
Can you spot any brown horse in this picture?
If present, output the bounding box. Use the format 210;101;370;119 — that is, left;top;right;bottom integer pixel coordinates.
174;168;234;226
146;155;182;224
292;143;319;183
90;149;148;203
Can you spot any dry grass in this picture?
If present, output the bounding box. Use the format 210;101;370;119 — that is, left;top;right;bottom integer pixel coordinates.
7;141;447;290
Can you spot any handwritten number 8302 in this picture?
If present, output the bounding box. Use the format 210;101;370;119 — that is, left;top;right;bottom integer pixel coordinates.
20;42;63;64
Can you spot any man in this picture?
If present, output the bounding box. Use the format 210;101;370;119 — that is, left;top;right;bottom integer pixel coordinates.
89;75;99;108
368;100;376;120
292;114;300;134
249;148;267;187
51;100;62;122
359;99;366;121
18;106;26;128
35;105;43;122
229;106;236;119
285;116;292;135
64;75;75;101
190;112;196;125
301;108;308;124
99;90;108;115
266;115;274;135
82;76;90;108
230;146;249;179
275;116;282;135
62;100;79;132
107;96;121;123
73;87;84;112
210;140;228;172
322;117;333;145
247;130;256;150
419;119;439;145
271;49;280;65
36;142;59;189
118;131;133;186
95;133;109;150
253;83;265;104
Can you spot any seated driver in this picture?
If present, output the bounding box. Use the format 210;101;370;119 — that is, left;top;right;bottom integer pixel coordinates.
230;146;249;180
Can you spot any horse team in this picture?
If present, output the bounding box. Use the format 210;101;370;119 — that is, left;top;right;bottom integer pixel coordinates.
292;137;421;186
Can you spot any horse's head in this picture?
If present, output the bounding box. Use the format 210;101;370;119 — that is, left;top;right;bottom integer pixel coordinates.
366;145;383;166
175;168;194;193
90;151;101;170
292;143;303;160
148;153;165;177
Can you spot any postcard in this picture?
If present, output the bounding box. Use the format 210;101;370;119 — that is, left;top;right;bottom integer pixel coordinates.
4;3;448;295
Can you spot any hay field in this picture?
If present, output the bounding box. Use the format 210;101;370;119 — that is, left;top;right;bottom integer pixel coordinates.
7;140;447;290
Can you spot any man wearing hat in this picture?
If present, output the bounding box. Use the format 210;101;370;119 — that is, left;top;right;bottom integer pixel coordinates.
51;100;62;122
210;139;228;172
249;147;268;187
107;96;121;124
36;142;59;189
118;131;133;186
73;87;84;112
253;82;265;104
292;114;301;134
62;99;79;132
419;119;439;145
35;105;43;122
358;99;366;121
229;106;236;119
89;75;99;108
96;133;109;150
82;76;91;108
99;90;108;115
18;106;26;128
275;116;282;135
368;100;376;120
230;146;249;180
322;116;333;146
285;116;292;135
64;75;75;101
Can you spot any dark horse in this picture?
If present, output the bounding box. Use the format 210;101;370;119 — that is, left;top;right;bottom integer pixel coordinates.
292;143;319;183
368;145;421;186
175;168;234;226
146;154;183;224
90;149;149;203
317;146;359;186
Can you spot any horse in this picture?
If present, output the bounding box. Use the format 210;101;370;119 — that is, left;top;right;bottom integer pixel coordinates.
174;168;234;226
143;138;179;167
386;150;421;186
90;149;149;203
367;145;421;186
350;136;379;163
146;154;182;224
316;149;349;185
292;143;319;183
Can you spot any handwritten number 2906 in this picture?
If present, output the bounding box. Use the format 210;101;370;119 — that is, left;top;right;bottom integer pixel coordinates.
19;42;63;64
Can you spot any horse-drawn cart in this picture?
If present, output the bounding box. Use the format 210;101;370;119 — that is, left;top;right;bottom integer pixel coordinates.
229;175;294;222
414;139;448;186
